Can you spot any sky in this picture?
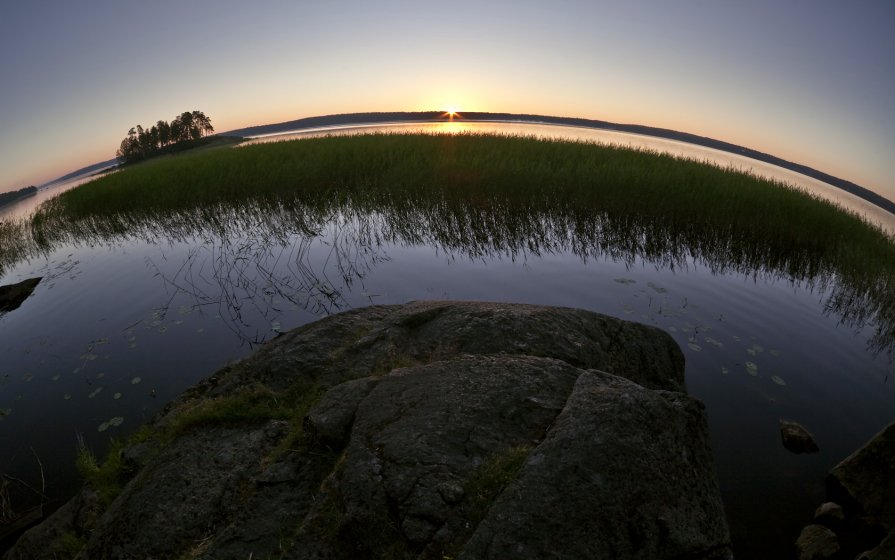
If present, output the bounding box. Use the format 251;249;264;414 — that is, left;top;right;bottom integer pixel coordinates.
1;0;893;200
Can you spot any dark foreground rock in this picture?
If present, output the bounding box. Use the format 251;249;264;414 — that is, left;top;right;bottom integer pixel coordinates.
0;277;40;313
5;301;732;560
795;422;894;559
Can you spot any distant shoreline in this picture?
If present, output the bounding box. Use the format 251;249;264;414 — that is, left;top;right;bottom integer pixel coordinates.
0;186;37;210
223;111;895;216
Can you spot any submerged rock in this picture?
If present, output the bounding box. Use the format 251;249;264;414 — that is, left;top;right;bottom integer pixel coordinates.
780;420;820;454
795;524;839;560
4;301;732;560
0;277;41;313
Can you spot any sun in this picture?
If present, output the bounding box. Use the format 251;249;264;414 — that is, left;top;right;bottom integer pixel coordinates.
444;106;461;119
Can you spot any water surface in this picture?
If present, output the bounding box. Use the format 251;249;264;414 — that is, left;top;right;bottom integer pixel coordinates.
1;123;893;558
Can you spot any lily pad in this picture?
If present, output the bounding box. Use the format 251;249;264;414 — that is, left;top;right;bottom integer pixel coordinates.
109;417;124;427
647;282;668;294
745;362;758;376
113;392;122;400
771;375;786;386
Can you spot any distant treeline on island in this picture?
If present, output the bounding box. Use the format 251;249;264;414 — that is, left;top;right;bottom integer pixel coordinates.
117;110;214;164
222;111;895;216
0;185;37;208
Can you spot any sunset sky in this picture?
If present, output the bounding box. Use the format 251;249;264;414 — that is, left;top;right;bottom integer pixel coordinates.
1;0;893;201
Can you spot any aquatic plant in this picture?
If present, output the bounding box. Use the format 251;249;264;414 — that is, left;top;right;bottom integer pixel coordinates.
1;132;893;355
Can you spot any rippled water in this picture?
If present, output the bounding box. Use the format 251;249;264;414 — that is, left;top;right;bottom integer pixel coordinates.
1;123;893;558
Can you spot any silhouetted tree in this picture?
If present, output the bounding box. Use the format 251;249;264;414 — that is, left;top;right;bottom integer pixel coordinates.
116;110;216;164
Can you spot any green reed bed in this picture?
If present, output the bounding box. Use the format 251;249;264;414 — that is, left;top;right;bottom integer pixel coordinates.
3;132;894;352
32;132;894;269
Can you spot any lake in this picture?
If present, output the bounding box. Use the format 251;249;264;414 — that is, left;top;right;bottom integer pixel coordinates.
0;121;893;558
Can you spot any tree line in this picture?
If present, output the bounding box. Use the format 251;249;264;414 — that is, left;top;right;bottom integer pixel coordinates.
0;186;37;208
116;110;214;164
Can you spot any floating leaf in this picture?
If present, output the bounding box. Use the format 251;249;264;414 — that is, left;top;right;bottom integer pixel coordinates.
747;348;757;356
687;342;702;352
109;417;124;427
196;328;204;334
721;367;729;375
113;392;122;400
751;344;764;354
732;335;741;342
667;326;677;333
88;387;103;399
51;375;60;381
81;353;98;361
770;349;780;357
613;278;636;285
157;326;168;333
771;375;786;386
0;408;11;418
95;372;105;379
705;337;723;348
22;373;33;382
271;321;282;333
745;362;758;376
129;343;137;349
131;377;142;385
98;422;109;432
63;394;72;400
647;282;668;294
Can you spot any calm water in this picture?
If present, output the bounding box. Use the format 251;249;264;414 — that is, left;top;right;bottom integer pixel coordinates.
1;122;893;558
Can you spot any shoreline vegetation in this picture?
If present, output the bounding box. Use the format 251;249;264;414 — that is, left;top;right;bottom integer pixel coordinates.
223;111;895;216
1;132;893;355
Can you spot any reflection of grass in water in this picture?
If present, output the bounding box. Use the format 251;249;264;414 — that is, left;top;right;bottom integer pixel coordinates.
2;132;894;355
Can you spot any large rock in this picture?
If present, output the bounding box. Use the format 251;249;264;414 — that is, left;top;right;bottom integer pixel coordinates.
4;301;730;560
828;422;895;529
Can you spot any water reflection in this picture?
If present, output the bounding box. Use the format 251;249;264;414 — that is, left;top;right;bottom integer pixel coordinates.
8;183;892;356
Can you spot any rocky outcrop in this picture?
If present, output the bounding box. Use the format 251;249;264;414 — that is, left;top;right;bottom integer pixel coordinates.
794;422;894;559
5;301;732;560
0;277;40;313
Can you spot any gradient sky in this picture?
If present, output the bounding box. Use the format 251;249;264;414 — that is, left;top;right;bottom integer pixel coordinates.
1;0;893;200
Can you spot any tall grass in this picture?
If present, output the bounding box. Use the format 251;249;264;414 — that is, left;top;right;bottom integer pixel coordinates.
2;132;894;353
